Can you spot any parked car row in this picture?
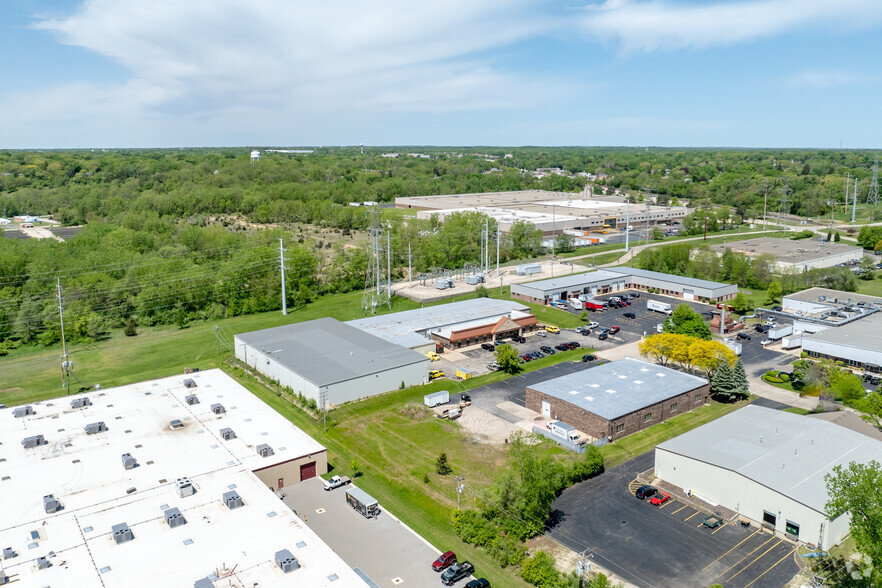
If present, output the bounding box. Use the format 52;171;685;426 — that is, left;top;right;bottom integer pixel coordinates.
554;342;581;351
433;551;490;587
635;484;671;506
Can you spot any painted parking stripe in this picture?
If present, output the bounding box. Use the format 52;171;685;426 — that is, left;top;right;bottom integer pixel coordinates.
658;499;675;509
715;537;779;581
725;539;784;583
702;528;761;570
684;511;700;521
711;523;727;534
743;546;799;588
671;505;688;515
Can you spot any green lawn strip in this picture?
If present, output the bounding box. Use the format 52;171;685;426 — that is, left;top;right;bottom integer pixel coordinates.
599;397;754;469
782;407;812;415
856;276;882;297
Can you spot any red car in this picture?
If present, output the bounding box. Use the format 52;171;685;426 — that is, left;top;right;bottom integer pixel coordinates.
433;551;457;572
649;492;670;506
608;326;620;335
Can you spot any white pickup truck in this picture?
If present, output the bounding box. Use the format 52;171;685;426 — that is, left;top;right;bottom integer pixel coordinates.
322;475;352;491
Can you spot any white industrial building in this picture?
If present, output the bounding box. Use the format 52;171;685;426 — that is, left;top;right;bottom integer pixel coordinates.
235;317;429;405
0;370;368;587
511;267;737;305
655;405;882;549
708;237;862;272
802;313;882;370
774;287;882;335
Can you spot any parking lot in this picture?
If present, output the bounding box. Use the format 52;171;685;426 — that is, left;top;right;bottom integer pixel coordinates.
283;477;463;587
549;452;799;588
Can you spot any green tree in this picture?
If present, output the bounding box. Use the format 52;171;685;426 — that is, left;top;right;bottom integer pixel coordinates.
827;231;833;242
731;292;751;313
123;316;138;337
855;391;882;430
825;460;882;587
834;231;841;242
664;304;712;340
579;310;588;322
495;343;521;374
712;360;748;401
509;220;543;258
554;232;576;254
767;281;782;303
649;226;665;240
435;453;452;475
349;458;362;477
520;550;559;587
475;285;489;298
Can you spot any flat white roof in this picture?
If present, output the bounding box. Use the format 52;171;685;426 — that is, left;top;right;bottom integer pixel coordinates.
0;369;365;587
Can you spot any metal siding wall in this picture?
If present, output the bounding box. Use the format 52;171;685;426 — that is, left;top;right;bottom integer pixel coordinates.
784;298;831;314
803;339;882;366
327;361;428;405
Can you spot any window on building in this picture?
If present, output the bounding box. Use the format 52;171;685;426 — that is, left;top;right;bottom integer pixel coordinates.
615;424;624;433
643;413;653;423
785;520;799;539
694;393;703;403
670;402;678;412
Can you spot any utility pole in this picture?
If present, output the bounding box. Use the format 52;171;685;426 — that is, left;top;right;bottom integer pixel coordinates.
454;476;465;509
279;238;287;315
387;232;391;298
56;278;70;395
577;549;590;588
844;174;850;215
762;179;768;230
852;179;859;223
215;326;220;355
408;242;412;288
320;387;328;432
485;218;489;273
625;198;630;252
703;197;709;241
496;223;500;276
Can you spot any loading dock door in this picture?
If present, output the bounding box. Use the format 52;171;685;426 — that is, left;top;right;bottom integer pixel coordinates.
300;462;317;481
683;288;695;300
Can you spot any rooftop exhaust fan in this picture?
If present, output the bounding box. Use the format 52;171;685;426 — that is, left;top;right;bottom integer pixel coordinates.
275;549;300;573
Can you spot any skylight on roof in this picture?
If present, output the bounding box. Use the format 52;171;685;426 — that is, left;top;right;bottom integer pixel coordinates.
633;380;643;385
583;396;594;401
569;390;579;395
606;389;616;394
589;384;599;388
618;375;627;379
656;373;665;377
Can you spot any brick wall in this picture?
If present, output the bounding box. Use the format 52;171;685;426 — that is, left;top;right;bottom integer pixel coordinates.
525;383;710;441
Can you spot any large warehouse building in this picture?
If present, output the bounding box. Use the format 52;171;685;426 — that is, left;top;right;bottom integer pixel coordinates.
655;405;882;548
347;298;537;351
525;357;709;442
708;237;862;272
235;317;429;405
771;287;882;335
0;370;368;587
396;190;688;234
802;313;882;370
511;267;737;305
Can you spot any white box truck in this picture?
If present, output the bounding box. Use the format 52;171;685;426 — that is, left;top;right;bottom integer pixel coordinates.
647;300;672;315
768;324;793;340
781;334;803;349
568;298;585;310
548;421;580;444
424;390;449;407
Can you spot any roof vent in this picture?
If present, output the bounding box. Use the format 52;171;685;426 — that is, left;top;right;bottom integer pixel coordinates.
84;421;108;434
257;444;274;458
121;453;138;470
112;523;134;545
176;477;196;498
275;549;300;574
70;397;92;409
22;434;46;448
43;495;61;514
169;419;184;430
220;427;236;440
211;403;225;415
223;490;244;510
36;556;51;570
183;379;197;389
164;507;187;528
2;547;17;560
185;394;199;406
12;405;35;418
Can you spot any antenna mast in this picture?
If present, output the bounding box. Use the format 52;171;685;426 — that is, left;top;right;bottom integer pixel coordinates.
361;206;391;314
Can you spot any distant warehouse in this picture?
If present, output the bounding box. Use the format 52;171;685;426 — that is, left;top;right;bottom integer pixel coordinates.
511;267;736;305
235;317;429;405
706;237;862;272
525;357;710;443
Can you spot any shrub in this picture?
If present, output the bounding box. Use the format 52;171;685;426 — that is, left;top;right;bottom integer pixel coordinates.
780;374;790;382
763;375;784;383
306;398;317;410
835;360;845;367
800;351;808;358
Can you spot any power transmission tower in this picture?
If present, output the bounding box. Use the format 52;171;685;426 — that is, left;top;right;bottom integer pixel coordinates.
361;207;391;314
56;278;71;395
777;179;790;220
867;158;880;205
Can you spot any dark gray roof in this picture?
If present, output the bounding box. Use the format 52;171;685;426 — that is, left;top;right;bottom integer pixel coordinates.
235;317;428;387
509;269;624;295
528;357;707;420
606;267;735;293
657;405;882;513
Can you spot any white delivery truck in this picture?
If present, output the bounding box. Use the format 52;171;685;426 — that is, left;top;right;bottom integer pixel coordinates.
781;334;803;349
768;324;793;340
548;421;581;444
647;300;672;315
569;298;585;310
424;390;450;407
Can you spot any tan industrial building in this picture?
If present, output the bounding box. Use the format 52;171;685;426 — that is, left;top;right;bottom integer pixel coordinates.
707;237;862;272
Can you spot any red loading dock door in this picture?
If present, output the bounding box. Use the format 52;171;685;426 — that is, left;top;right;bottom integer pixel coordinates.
300;462;317;481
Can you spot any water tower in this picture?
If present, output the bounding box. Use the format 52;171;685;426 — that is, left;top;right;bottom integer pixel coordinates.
250;150;261;162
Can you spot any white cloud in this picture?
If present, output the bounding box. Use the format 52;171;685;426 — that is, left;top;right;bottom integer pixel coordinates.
785;69;873;89
580;0;882;54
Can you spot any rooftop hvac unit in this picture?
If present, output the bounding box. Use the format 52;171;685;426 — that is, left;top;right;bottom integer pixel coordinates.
176;477;195;498
112;522;134;545
43;495;61;514
222;490;244;510
2;547;17;560
36;556;51;570
185;394;199;406
70;397;92;409
21;434;45;448
183;378;197;388
211;403;225;415
220;427;236;440
84;421;107;434
274;549;300;574
256;444;274;458
12;405;35;418
121;453;138;470
163;507;187;528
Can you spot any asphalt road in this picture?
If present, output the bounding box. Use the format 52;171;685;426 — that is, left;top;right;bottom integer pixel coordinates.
549;452;799;588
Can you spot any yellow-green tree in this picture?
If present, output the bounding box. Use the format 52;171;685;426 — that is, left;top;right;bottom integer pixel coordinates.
638;333;692;369
688;339;737;379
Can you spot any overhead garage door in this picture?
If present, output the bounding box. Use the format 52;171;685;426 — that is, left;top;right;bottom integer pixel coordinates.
683;288;695;300
300;462;317;481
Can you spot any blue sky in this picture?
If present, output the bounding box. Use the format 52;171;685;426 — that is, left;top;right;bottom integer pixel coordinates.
3;0;882;149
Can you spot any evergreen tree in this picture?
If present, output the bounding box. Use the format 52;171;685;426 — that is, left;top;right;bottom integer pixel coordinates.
436;453;452;475
123;317;138;337
711;362;737;400
834;232;841;242
827;231;833;242
732;360;750;398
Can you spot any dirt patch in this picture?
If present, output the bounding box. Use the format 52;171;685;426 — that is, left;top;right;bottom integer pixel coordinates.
457;406;523;444
397;402;431;420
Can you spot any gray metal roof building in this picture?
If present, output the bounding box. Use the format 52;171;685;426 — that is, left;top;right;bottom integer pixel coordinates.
708;237;862;271
655;405;882;547
803;312;882;369
235;318;429;405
